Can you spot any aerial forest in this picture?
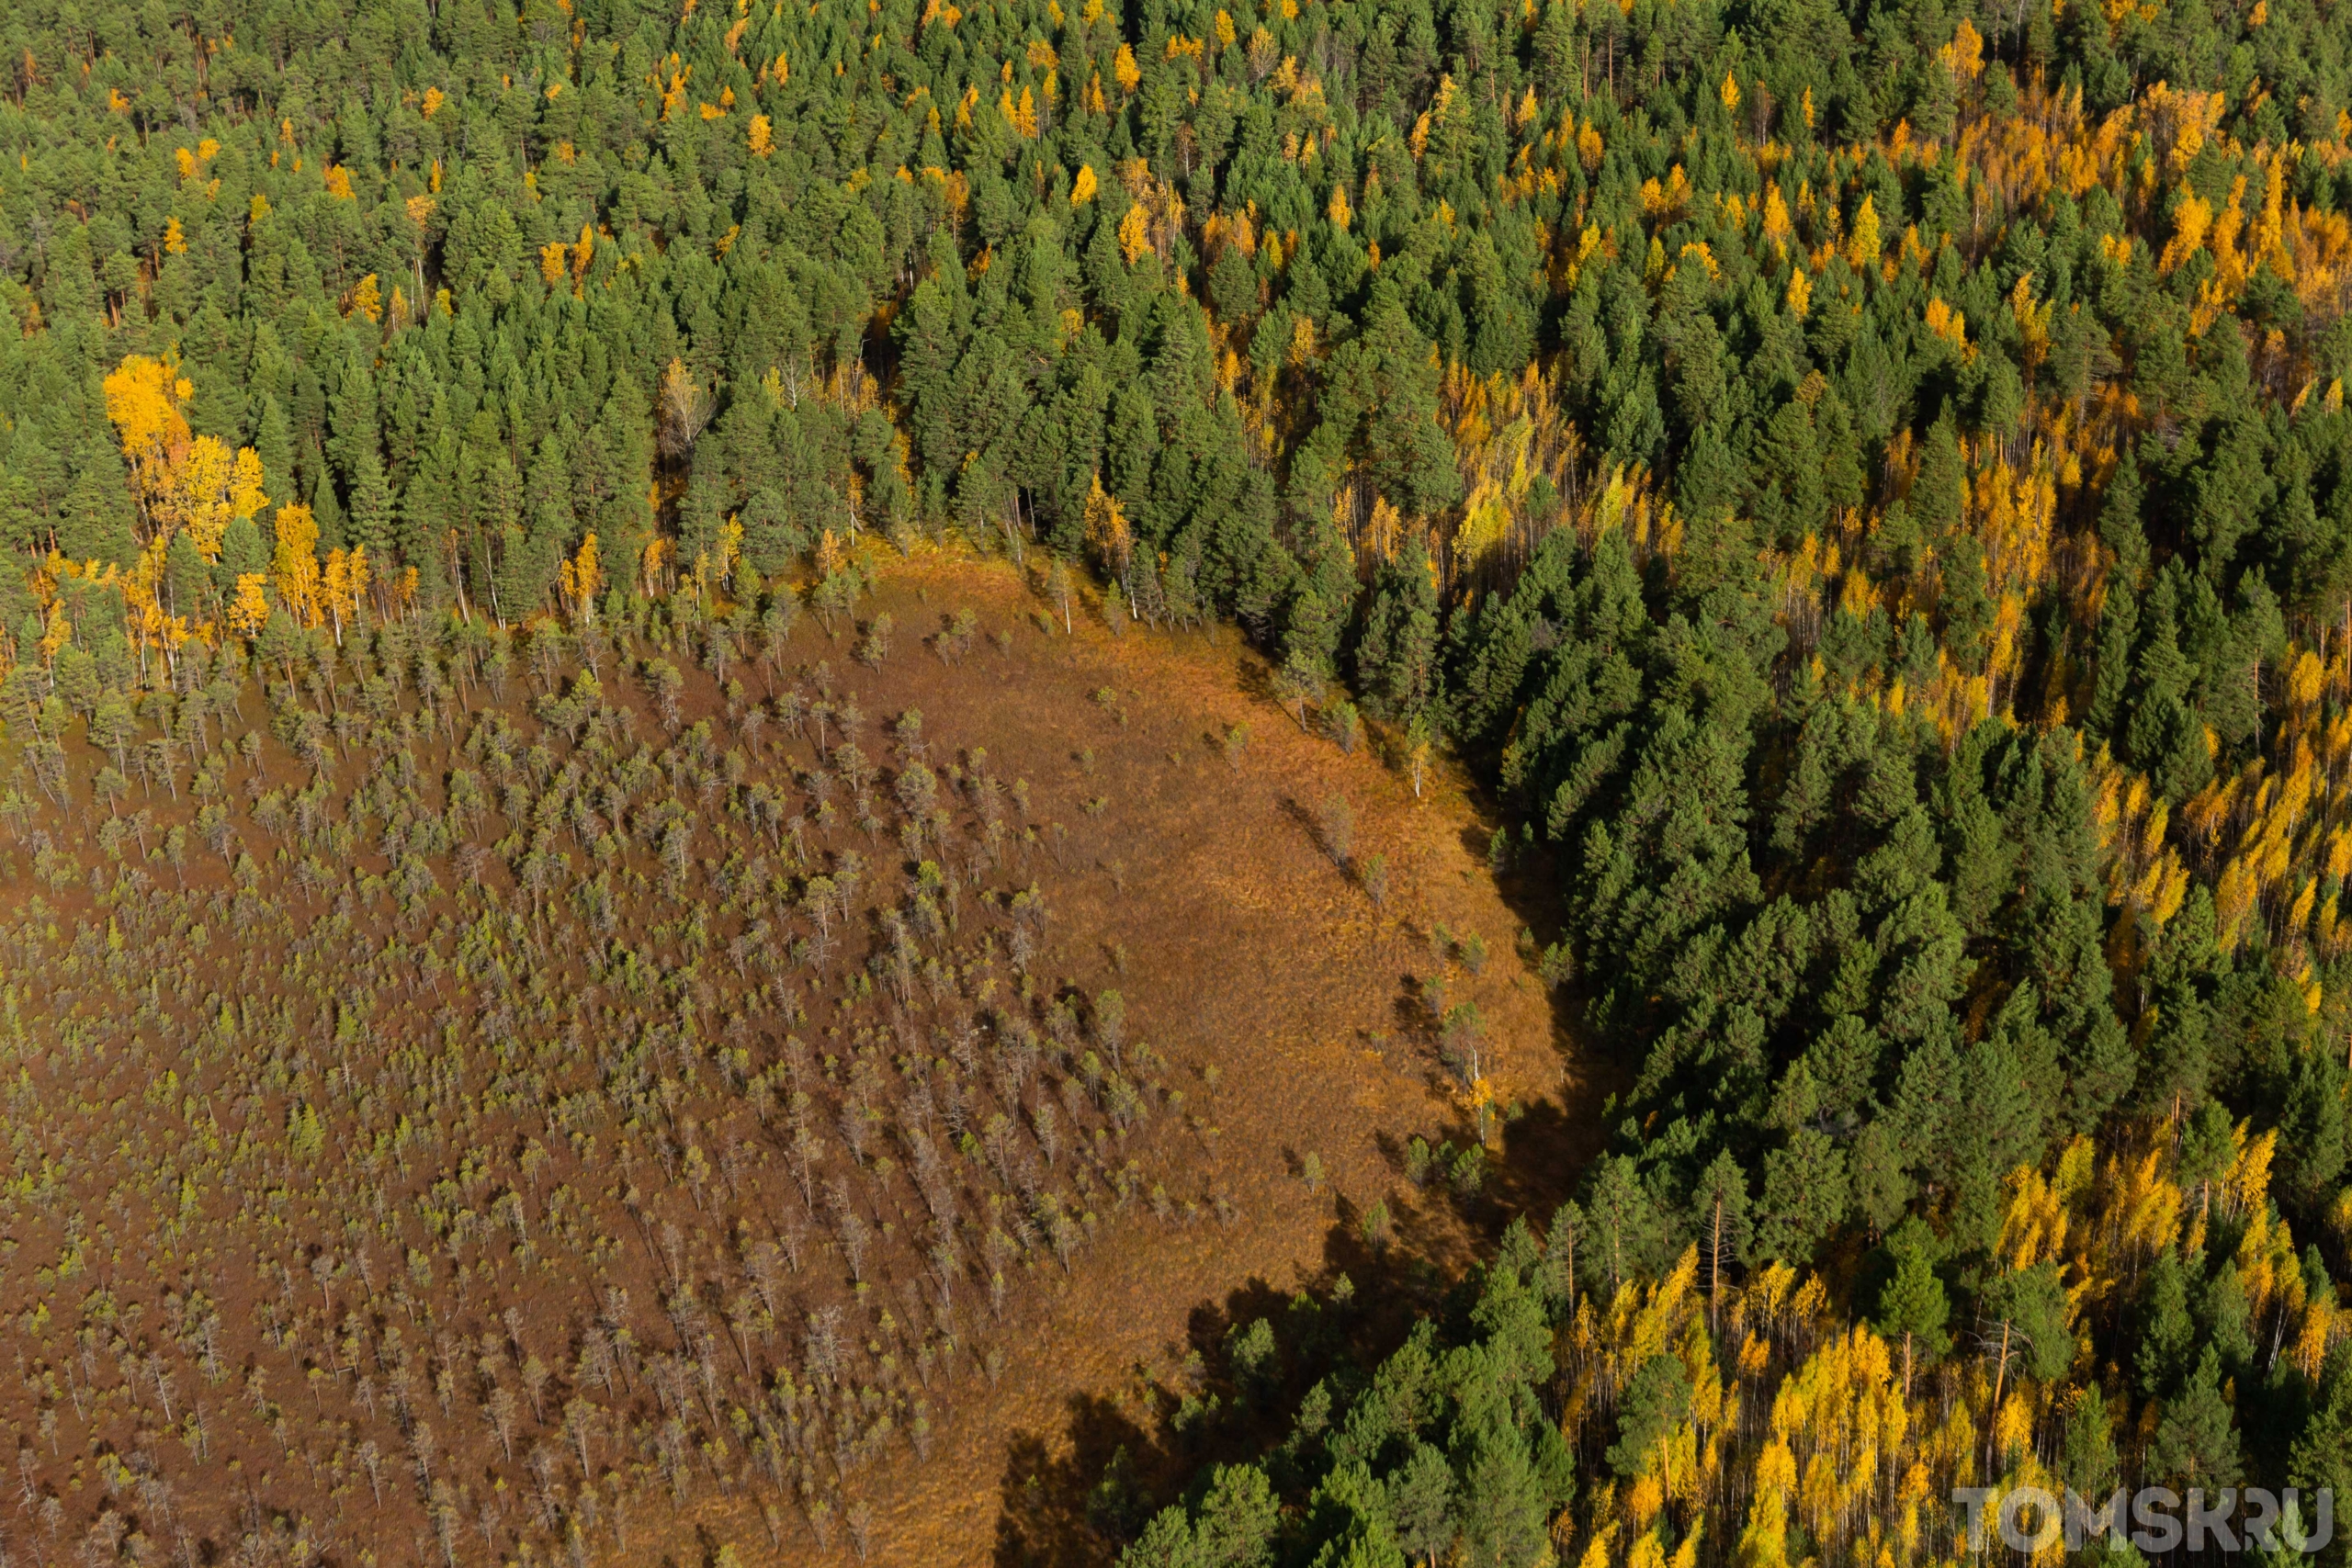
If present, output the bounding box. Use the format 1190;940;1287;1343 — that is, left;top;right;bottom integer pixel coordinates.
4;0;2352;1557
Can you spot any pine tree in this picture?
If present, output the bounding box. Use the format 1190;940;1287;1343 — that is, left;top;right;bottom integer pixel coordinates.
1582;1156;1668;1297
2136;1250;2199;1400
2148;1348;2244;1488
1690;1149;1751;1331
2099;446;2149;589
1605;1353;1693;1478
347;450;396;563
1911;419;1965;539
1355;538;1441;724
1870;1219;1949;1398
1387;1441;1456;1561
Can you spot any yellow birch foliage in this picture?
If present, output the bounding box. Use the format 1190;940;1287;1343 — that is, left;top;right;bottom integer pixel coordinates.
321;547;368;641
348;273;383;322
1083;473;1131;577
1736;1325;1908;1567
227;573;272;638
559;533;603;619
1999;1163;2070;1270
166;439;269;558
2109;1146;2184;1258
272;503;323;628
104;356;271;559
103;355;193;504
1117;202;1154;264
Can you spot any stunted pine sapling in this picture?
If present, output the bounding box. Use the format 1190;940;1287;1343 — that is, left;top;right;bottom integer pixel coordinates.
1094;990;1126;1070
1317;793;1354;870
856;613;893;669
1322;699;1362;755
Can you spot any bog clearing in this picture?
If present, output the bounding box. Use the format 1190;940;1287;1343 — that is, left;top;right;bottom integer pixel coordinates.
0;553;1579;1567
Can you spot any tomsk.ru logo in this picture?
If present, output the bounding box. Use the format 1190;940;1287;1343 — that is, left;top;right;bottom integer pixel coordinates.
1951;1486;2333;1554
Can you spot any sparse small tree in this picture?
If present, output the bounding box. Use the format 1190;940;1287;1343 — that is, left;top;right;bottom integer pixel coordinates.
1317;793;1354;869
1403;713;1434;798
642;658;685;729
1439;1001;1485;1085
1094;989;1126;1068
520;1354;550;1421
857;613;894;668
1274;660;1320;729
1322;698;1362;754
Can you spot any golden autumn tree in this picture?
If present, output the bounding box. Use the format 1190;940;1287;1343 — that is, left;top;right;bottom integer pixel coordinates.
102;355;194;536
104;355;270;559
558;533;603;625
226;572;271;638
272;502;323;629
1116;203;1154;265
1082;473;1131;583
320;545;368;644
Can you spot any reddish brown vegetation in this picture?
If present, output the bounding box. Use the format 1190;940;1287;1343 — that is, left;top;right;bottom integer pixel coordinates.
0;555;1576;1566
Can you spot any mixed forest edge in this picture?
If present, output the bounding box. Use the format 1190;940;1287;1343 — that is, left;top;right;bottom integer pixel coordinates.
6;0;2352;1558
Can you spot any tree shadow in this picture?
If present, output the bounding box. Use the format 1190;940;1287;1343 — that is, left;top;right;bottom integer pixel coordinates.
1230;651;1280;707
992;1393;1155;1568
1487;1093;1592;1224
983;642;1622;1568
1390;970;1439;1044
988;1213;1453;1567
1449;790;1623;1201
1273;791;1317;845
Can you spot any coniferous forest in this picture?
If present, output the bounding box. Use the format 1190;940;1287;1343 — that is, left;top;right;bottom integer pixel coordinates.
7;0;2352;1558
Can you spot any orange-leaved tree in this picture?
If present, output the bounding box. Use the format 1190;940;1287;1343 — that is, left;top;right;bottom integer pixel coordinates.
102;354;269;559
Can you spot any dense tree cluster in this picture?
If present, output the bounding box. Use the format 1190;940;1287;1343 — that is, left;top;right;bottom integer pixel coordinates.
9;0;2345;677
1114;1232;1571;1568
